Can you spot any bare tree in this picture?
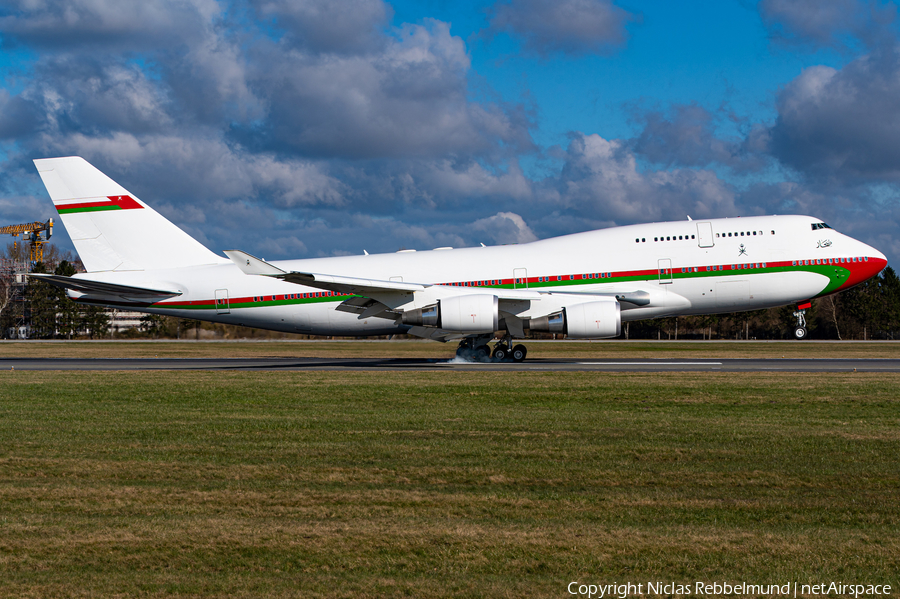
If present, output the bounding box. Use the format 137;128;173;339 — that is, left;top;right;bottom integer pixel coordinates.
825;295;842;340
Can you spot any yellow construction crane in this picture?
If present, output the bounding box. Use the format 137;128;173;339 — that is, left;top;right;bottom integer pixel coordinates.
0;218;54;263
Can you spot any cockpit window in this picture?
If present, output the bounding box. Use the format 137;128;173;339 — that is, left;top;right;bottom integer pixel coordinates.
811;222;832;230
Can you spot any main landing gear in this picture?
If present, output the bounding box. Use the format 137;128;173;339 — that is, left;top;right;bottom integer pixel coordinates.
456;335;528;362
793;302;811;340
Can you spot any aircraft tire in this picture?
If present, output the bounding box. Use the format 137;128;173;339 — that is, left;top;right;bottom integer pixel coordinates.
473;345;491;360
512;344;527;362
794;326;808;340
492;344;510;361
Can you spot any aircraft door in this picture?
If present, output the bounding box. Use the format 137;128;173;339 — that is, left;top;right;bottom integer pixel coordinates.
215;289;230;314
658;259;673;284
513;268;528;289
697;222;715;248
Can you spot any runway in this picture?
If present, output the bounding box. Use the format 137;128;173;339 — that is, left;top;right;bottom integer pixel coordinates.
2;357;900;372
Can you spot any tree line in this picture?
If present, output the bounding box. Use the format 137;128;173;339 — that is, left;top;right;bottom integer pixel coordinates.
0;259;110;339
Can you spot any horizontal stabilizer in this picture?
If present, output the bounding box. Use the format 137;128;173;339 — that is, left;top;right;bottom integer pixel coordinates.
28;273;182;300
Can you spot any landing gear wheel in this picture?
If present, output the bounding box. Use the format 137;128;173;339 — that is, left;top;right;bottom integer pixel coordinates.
792;306;809;340
473;345;491;360
511;344;527;362
492;344;510;361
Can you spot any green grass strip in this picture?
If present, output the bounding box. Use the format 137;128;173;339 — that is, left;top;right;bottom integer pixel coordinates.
0;370;897;597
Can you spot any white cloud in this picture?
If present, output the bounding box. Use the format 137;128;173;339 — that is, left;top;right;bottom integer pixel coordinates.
253;0;392;54
770;51;900;182
540;133;738;224
471;211;538;244
488;0;636;57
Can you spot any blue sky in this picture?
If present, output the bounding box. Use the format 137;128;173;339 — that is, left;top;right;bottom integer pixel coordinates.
1;0;899;264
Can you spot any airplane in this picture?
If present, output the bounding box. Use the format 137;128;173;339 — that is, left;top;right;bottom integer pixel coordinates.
29;156;887;360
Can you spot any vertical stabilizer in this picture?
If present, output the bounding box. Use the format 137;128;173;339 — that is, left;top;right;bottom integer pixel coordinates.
33;157;225;272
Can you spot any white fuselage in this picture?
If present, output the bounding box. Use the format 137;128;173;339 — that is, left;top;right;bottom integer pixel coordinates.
69;214;886;337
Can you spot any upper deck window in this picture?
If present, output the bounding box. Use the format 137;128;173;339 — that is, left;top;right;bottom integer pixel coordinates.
811;222;832;230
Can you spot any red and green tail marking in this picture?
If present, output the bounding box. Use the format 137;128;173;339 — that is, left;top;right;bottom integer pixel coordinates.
56;195;143;215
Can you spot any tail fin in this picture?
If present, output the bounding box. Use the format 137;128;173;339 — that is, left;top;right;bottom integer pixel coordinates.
33;156;225;272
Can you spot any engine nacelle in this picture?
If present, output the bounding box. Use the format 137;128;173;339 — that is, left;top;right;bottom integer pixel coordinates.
565;299;621;338
439;294;499;333
401;294;499;334
528;299;621;339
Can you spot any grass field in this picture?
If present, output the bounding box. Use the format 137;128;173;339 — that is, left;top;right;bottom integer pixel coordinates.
1;368;898;597
1;338;899;359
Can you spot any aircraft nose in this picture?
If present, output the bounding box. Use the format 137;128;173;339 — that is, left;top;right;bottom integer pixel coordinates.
870;244;887;264
843;242;888;290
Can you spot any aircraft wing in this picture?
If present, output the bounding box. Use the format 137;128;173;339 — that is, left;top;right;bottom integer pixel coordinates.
224;250;426;295
223;249;664;320
28;273;183;300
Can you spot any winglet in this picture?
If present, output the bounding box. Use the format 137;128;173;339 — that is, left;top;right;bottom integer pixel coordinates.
224;250;287;276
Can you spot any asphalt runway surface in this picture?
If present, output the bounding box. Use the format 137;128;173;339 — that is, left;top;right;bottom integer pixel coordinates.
2;356;900;372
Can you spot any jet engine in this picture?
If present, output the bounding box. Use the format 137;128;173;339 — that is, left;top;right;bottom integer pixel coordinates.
401;294;499;334
528;298;621;339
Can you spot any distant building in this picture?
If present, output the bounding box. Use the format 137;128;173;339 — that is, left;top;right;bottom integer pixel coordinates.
109;310;144;333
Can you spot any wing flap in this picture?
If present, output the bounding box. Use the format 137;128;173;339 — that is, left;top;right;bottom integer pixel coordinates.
225;249;426;295
280;271;426;294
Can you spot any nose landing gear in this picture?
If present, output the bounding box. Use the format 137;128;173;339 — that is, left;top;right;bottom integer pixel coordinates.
793;301;811;340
